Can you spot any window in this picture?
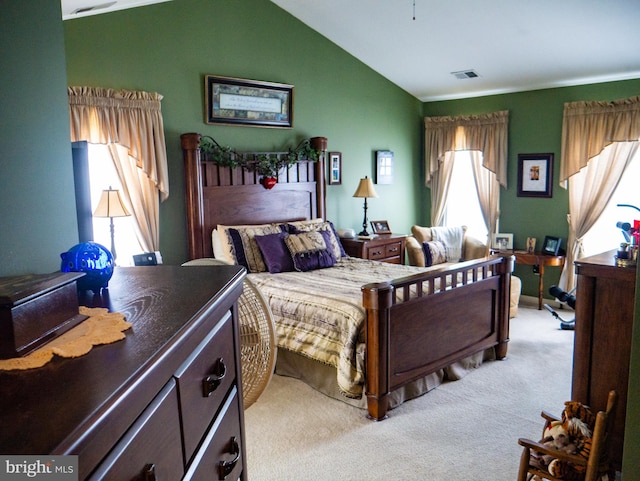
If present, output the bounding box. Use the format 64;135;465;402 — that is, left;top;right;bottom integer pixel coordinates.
582;147;640;257
443;150;489;242
88;144;143;266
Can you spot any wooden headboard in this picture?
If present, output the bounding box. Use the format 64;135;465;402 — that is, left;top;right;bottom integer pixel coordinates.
181;132;327;260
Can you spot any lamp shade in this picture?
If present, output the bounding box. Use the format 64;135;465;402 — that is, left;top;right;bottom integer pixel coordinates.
352;176;379;198
93;188;131;218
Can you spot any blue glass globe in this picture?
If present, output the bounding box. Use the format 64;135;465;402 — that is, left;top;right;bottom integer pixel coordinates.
60;242;114;293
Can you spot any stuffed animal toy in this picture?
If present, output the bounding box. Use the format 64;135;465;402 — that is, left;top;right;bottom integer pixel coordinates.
531;401;606;480
530;420;577;473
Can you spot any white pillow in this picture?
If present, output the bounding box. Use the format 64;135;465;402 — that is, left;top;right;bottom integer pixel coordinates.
211;229;232;263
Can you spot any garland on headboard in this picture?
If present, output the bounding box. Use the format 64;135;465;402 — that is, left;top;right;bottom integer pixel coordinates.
199;135;323;179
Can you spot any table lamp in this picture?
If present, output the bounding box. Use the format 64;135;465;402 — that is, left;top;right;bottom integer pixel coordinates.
352;176;378;236
93;187;131;262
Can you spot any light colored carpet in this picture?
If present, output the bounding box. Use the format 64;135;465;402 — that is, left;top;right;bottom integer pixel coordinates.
244;303;574;480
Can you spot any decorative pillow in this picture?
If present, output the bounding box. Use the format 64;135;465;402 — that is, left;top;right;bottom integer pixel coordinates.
211;229;232;263
254;232;294;273
422;241;447;267
226;224;283;272
283;220;346;259
284;231;336;272
285;218;325;230
216;223;275;265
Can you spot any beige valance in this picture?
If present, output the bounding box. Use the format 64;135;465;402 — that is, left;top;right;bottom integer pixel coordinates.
424;110;509;188
68;86;169;200
560;96;640;186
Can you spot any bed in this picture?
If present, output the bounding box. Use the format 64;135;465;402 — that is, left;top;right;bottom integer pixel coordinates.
181;132;514;420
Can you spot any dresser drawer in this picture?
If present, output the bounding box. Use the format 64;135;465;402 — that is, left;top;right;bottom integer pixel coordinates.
183;387;244;481
367;245;387;260
385;241;402;258
175;309;237;462
87;380;183;481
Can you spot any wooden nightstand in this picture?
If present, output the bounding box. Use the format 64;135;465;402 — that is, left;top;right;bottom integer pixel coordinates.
341;234;406;264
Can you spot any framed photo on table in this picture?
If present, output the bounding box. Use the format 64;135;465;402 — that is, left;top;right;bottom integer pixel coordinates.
491;233;513;251
517;153;554;198
542;236;562;255
371;220;392;235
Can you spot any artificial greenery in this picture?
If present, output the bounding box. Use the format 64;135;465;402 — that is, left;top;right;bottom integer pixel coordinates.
199;135;320;177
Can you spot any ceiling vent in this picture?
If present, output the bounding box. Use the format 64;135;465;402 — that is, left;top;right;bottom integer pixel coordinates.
451;70;480;80
72;1;117;14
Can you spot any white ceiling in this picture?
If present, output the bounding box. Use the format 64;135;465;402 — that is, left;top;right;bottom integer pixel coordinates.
62;0;640;101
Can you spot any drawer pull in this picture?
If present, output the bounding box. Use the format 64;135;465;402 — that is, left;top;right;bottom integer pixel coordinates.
388;247;398;253
372;250;383;256
218;436;240;480
202;358;227;397
144;464;157;481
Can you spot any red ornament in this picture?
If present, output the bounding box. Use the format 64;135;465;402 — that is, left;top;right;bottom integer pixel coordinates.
261;176;277;189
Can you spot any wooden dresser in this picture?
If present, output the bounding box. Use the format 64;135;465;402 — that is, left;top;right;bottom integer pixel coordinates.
573;251;635;469
341;234;406;264
0;265;247;481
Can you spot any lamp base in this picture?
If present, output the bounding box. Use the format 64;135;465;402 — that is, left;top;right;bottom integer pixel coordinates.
358;229;370;237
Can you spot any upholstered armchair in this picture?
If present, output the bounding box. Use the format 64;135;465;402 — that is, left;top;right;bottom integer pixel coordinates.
406;225;488;266
406;225;521;317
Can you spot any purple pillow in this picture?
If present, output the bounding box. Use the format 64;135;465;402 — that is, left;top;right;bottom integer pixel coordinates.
254;232;294;273
284;231;336;272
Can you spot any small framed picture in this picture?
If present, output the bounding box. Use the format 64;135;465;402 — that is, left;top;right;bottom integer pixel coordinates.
491;233;513;251
376;151;394;184
517;153;554;198
371;220;392;235
526;237;537;254
542;236;562;256
328;152;342;185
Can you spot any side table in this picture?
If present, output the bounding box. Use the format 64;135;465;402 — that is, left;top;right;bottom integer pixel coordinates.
513;250;565;309
341;234;406;264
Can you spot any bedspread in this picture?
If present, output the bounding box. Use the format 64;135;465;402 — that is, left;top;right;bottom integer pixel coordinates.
248;257;432;398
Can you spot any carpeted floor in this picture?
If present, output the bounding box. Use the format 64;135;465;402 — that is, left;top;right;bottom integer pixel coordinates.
244;301;575;480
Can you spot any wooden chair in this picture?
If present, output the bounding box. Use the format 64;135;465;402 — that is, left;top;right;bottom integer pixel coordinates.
517;390;617;481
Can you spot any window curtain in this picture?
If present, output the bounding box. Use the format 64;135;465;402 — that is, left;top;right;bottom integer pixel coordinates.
558;97;640;291
425;111;508;235
470;150;501;243
68;87;169;252
429;151;455;226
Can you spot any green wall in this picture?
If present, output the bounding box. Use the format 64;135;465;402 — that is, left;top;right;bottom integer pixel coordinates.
423;79;640;297
0;0;78;276
2;0;638;473
63;0;423;266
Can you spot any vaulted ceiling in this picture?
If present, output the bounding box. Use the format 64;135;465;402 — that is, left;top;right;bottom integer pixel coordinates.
61;0;640;101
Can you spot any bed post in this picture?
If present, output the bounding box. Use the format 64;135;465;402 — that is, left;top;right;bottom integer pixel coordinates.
181;132;204;260
310;137;327;220
362;281;394;421
495;254;515;359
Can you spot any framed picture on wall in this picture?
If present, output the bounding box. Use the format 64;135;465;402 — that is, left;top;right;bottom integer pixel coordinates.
376;151;394;184
205;75;294;128
517;153;554;198
328;152;342;185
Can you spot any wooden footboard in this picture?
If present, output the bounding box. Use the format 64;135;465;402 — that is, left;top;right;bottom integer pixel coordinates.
362;254;514;420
